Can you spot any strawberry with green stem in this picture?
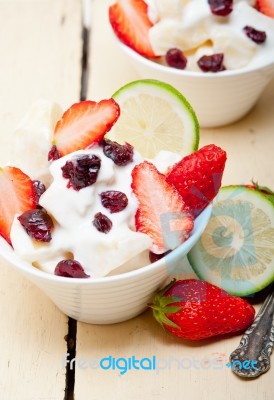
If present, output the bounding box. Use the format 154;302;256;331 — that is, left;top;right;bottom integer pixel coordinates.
150;279;255;340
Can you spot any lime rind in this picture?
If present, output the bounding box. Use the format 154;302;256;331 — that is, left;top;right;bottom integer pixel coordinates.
188;186;274;296
109;79;199;158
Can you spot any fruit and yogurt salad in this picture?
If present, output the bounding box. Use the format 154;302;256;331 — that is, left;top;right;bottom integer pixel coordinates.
0;80;227;279
109;0;274;72
1;80;274;346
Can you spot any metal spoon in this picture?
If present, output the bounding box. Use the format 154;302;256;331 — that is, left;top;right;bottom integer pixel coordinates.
229;284;274;378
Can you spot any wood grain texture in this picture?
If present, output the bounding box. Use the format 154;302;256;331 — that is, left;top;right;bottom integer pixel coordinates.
0;0;82;164
75;1;274;399
0;1;82;398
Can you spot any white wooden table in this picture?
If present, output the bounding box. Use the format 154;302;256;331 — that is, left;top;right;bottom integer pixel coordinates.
0;1;274;399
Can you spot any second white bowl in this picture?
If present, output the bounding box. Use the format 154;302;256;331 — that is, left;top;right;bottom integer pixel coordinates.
116;41;274;128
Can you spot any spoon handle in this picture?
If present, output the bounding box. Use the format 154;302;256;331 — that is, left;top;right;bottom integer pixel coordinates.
229;285;274;378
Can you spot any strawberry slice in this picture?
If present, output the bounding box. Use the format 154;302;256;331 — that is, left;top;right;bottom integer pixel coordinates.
166;144;227;217
257;0;274;18
131;161;194;254
52;99;120;157
109;0;157;58
0;167;36;245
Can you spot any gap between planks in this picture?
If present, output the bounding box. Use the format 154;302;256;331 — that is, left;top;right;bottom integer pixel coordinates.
64;6;91;400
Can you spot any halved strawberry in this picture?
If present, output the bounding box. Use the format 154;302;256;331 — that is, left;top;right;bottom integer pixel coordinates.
166;144;227;217
0;167;36;245
257;0;274;18
131;161;194;254
109;0;157;58
51;99;120;157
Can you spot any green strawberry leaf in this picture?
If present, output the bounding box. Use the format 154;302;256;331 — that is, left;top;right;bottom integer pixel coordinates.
152;309;180;330
161;305;182;314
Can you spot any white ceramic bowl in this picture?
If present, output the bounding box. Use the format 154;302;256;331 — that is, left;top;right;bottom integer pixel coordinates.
116;41;274;128
0;205;211;324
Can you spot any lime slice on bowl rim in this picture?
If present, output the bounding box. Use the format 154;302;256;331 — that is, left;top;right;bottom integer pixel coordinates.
188;186;274;297
108;79;199;159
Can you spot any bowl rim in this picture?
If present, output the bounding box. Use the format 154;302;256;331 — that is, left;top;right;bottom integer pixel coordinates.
116;38;274;78
0;205;212;285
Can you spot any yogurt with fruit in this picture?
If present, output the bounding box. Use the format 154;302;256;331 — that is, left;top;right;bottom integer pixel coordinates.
10;145;152;278
109;0;274;72
0;93;226;279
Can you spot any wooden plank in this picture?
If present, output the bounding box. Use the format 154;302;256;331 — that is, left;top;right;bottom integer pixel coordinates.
0;1;82;398
75;0;274;399
87;0;136;101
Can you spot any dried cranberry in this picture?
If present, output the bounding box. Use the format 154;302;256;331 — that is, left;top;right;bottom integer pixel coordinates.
197;53;226;73
48;145;61;161
61;154;101;190
149;250;171;263
18;209;54;242
54;259;90;278
165;48;187;69
93;212;112;233
243;26;266;44
102;138;134;166
100;191;128;213
208;0;233;16
33;180;46;207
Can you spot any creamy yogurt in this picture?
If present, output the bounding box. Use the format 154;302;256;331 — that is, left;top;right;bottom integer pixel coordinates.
10;145;180;278
10;146;149;277
145;0;274;71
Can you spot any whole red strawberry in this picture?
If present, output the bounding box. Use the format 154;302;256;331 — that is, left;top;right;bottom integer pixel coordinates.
150;279;255;340
166;144;227;217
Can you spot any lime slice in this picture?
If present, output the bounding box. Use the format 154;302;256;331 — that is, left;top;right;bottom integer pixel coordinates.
108;79;199;158
188;186;274;296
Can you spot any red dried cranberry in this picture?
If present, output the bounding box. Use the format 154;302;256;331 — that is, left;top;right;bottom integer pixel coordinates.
33;180;46;207
18;209;54;242
165;48;187;69
61;154;101;190
149;250;171;263
93;212;112;233
48;145;61;161
100;191;128;213
54;259;90;278
243;26;266;44
102;139;134;166
197;53;226;72
208;0;233;16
